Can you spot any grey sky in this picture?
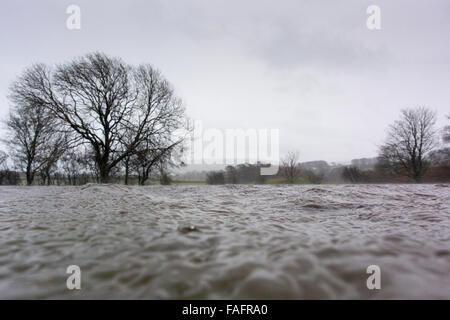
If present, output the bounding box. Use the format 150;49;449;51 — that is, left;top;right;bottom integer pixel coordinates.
0;0;449;163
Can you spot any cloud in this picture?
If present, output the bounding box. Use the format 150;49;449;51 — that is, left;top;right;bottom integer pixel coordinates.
0;0;449;162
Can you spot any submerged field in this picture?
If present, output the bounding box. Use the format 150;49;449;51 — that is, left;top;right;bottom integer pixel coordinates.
0;184;449;299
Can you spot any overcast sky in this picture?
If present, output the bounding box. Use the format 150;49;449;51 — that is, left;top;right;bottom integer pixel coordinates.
0;0;449;163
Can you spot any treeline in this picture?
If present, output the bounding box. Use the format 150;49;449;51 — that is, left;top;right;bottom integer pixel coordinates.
204;157;450;185
0;151;20;185
206;163;268;184
0;53;186;186
320;159;449;184
1;57;448;188
205;108;450;185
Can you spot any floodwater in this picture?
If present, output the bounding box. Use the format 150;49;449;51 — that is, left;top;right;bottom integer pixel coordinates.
0;184;449;299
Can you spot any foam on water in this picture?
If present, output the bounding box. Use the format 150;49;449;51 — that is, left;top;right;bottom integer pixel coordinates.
0;184;449;299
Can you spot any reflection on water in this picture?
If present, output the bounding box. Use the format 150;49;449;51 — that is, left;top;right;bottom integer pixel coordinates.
0;184;449;299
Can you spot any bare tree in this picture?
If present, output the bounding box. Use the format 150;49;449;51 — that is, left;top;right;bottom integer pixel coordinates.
281;151;300;183
0;151;20;185
10;53;186;183
342;166;365;184
132;139;181;185
2;92;64;185
443;114;450;144
60;148;91;185
225;165;238;184
118;129;138;185
39;133;70;185
206;171;225;185
0;151;6;169
122;153;133;185
379;107;437;182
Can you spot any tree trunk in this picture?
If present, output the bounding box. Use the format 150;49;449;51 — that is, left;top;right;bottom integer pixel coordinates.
124;157;130;185
98;163;110;183
139;167;148;186
100;172;109;183
97;150;110;183
46;169;51;186
26;165;33;186
139;174;148;186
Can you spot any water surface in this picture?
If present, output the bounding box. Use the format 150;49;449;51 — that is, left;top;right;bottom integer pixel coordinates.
0;184;449;299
